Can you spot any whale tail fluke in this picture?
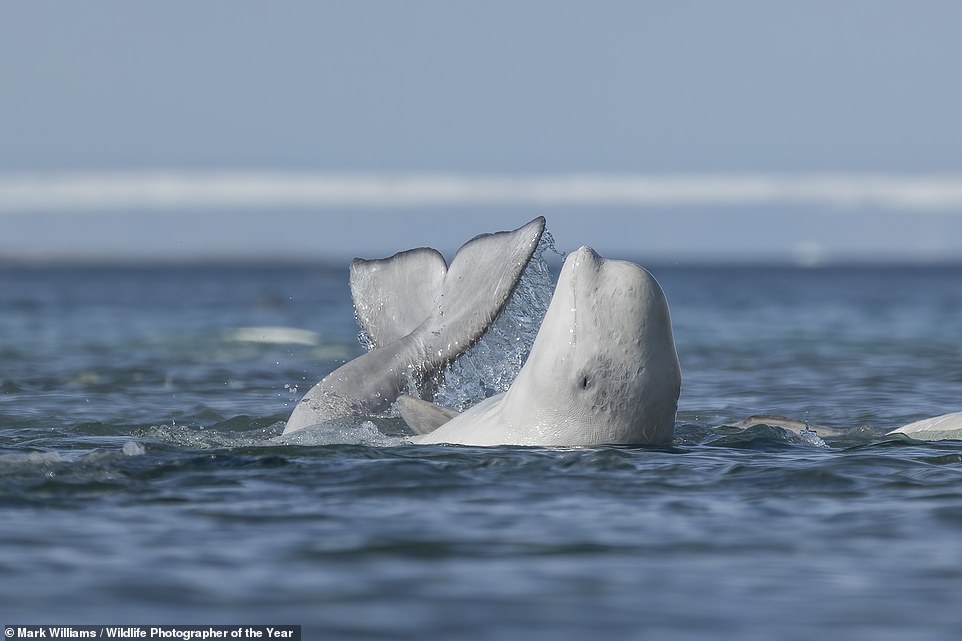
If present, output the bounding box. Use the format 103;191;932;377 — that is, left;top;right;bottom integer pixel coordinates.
351;248;447;348
350;216;546;364
422;216;546;363
285;217;546;436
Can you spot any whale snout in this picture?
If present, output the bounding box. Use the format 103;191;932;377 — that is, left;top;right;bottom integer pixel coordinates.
570;246;603;264
562;247;604;281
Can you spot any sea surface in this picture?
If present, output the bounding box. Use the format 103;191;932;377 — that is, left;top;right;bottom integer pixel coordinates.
2;255;962;640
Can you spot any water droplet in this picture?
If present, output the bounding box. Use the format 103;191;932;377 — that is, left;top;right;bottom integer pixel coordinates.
430;229;554;411
122;441;146;456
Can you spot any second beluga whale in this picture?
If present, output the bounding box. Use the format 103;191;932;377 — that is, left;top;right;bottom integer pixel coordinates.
283;217;546;435
399;246;682;446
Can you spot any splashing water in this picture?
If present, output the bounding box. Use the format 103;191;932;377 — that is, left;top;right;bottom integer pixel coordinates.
351;229;561;414
275;420;410;446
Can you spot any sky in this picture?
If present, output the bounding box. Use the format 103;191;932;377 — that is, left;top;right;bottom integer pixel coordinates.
2;1;962;262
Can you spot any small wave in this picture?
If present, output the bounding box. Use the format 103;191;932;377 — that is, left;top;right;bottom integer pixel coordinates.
136;414;411;449
121;441;146;456
702;424;829;449
135;416;286;449
272;420;410;447
0;450;65;468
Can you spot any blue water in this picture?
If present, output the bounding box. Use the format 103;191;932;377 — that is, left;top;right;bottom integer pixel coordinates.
2;260;962;640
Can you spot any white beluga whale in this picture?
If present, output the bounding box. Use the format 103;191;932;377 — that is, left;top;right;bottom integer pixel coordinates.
400;246;682;446
887;411;962;441
283;217;546;435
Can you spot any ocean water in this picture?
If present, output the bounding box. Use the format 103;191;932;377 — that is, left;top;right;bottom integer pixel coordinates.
2;257;962;640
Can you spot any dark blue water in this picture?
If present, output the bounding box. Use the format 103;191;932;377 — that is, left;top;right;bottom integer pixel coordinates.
2;261;962;640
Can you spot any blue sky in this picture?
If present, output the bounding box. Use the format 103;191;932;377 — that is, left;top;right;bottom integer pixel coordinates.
2;1;962;261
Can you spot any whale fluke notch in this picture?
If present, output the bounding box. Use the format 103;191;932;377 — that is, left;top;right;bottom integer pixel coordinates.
396;395;459;435
351;248;447;348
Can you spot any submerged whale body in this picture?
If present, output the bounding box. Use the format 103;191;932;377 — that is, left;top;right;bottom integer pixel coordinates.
401;246;682;446
283;217;546;435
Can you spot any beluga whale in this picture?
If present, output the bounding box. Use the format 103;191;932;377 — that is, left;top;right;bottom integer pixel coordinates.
283;217;546;435
887;411;962;441
398;246;682;446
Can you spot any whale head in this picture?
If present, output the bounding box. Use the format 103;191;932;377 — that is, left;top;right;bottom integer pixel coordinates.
503;246;681;445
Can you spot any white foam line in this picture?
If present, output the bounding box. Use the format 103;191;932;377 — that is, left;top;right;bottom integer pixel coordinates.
2;172;962;212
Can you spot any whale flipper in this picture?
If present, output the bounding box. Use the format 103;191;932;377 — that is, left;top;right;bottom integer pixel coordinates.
396;395;459;435
351;248;447;347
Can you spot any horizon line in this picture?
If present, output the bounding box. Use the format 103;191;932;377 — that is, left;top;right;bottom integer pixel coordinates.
2;171;962;213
